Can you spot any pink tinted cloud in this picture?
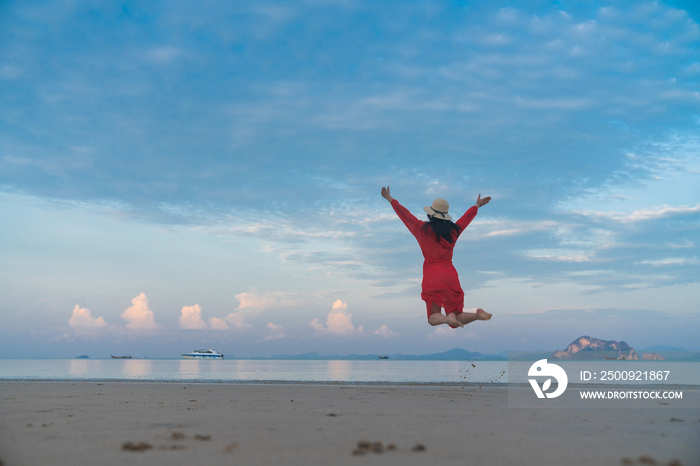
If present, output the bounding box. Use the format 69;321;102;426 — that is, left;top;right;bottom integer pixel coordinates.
208;317;229;330
309;300;363;336
68;305;108;328
263;322;286;340
178;304;207;330
372;324;398;337
120;293;157;330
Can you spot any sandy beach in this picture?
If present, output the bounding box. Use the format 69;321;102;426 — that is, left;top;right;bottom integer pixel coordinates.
0;381;697;466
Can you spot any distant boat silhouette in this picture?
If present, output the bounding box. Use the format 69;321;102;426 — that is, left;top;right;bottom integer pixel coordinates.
111;355;132;359
378;356;389;359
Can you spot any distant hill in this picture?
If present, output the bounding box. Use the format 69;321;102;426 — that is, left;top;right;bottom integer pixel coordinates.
255;348;506;361
237;343;695;361
390;348;505;361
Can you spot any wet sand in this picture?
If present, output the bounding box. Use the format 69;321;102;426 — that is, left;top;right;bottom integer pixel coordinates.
0;381;698;466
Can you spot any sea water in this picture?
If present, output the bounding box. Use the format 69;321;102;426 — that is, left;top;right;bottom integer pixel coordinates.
1;359;698;385
0;359;507;384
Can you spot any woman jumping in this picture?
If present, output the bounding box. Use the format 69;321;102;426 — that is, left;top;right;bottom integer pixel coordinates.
381;186;492;328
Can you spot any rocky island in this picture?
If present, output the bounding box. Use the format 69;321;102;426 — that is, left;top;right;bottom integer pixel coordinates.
552;336;664;360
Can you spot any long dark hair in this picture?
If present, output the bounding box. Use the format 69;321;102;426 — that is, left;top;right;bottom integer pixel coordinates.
422;216;461;245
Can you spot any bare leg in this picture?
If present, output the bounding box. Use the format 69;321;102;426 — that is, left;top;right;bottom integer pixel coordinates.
427;302;455;327
428;313;450;326
455;308;492;326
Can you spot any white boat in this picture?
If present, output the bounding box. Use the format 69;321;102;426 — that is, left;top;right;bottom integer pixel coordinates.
181;349;224;359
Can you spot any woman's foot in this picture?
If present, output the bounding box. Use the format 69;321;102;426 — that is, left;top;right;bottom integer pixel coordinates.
476;308;492;321
447;312;464;328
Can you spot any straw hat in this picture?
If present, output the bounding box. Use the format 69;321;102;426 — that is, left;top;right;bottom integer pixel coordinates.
423;198;452;221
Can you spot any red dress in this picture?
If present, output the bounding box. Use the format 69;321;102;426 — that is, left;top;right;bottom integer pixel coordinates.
391;199;478;319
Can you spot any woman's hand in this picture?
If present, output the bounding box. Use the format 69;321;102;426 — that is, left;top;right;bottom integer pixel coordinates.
381;186;393;202
476;194;491;207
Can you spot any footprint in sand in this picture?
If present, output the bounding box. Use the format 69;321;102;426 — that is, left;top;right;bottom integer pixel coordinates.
352;440;385;455
352;441;403;455
637;456;657;464
122;441;152;452
622;456;682;465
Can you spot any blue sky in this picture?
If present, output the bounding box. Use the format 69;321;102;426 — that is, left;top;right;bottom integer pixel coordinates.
1;0;698;358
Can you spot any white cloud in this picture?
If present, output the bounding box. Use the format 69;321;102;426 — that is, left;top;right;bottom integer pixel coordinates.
224;312;252;329
514;96;594;110
209;317;229;330
468;219;559;240
68;305;108;328
221;290;298;330
120;293;157;330
328;310;360;334
479;33;514;46
638;257;699;266
574;203;700;223
332;299;348;311
667;240;695;249
179;304;207;330
372;324;398;337
309;300;363;336
427;327;457;339
235;291;296;310
485;228;527;237
309;317;324;331
263;322;286;340
524;249;592;262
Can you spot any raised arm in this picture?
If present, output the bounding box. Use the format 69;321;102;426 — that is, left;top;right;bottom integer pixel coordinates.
456;193;491;231
381;186;423;238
